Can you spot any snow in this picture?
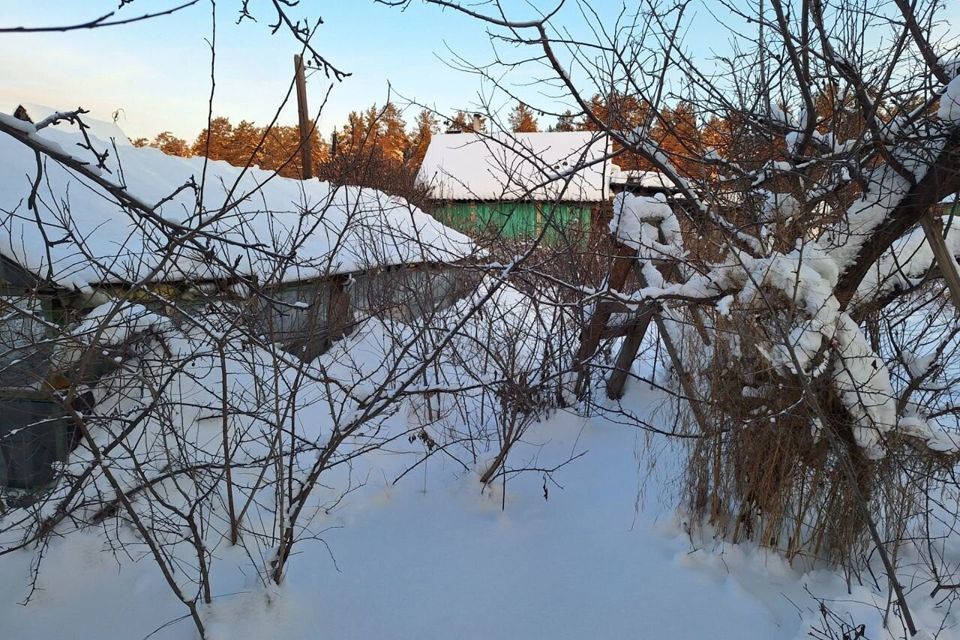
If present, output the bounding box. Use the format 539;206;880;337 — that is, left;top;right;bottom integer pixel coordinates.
717;294;735;316
69;301;173;346
608;191;676;251
417;131;610;202
14;103;133;147
585;204;947;464
1;282;958;639
49;301;174;373
607;167;676;191
940;75;960;124
855;220;960;307
899;415;960;454
2;107;959;637
762;191;800;222
0;110;476;290
785;130;801;154
715;246;903;456
832;313;897;458
731;249;840;377
0;402;792;640
823;149;936;276
769;103;793;127
903;349;938;379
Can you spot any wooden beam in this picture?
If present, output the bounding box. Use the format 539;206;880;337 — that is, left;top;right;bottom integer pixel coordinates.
326;276;351;343
919;211;960;309
835;136;960;307
652;311;712;434
573;240;637;398
605;303;656;399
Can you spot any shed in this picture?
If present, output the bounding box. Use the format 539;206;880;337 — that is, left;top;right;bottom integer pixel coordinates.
0;105;477;494
417;131;611;240
0;105;476;349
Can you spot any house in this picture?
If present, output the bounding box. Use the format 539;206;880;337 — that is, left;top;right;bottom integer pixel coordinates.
0;104;476;496
417;131;611;241
0;105;476;347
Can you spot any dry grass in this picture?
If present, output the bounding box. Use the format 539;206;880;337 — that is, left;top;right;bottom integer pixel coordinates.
677;301;928;567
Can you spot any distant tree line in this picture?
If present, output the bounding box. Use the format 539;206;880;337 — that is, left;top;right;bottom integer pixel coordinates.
131;102;440;208
133;94;855;201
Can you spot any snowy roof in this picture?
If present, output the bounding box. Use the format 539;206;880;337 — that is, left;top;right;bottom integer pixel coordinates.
0;109;476;291
14;103;133;148
417;131;610;202
608;168;677;192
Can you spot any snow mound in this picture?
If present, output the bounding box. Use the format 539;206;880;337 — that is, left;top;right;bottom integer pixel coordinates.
13;103;133;147
609;191;676;251
940;75;960;124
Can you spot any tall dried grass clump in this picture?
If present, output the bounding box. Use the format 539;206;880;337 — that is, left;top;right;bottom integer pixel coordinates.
678;297;928;567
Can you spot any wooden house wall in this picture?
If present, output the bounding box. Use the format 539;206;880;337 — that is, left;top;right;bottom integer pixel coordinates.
0;262;474;493
432;201;593;242
254;265;473;360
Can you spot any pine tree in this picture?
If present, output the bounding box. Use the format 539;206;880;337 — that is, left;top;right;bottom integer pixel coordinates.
408;109;439;168
191;116;234;159
340;110;369;156
701;116;732;159
508;102;539;133
379;102;408;162
581;93;652;170
555;110;576;132
580;92;648;131
652;102;702;176
446;111;467;132
261;124;317;178
226;120;263;167
446;111;485;133
150;131;191;157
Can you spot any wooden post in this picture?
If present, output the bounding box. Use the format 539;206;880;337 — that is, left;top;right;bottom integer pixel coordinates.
651;311;711;434
919;211;960;308
605;303;657;399
326;276;351;344
573;240;637;398
294;54;313;180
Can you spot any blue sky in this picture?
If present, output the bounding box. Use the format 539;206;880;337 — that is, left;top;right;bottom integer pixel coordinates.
1;0;582;140
1;1;957;141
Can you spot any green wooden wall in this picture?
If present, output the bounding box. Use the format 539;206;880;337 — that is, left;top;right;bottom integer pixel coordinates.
432;201;592;242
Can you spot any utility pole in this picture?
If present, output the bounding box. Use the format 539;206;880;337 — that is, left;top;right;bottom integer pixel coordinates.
294;54;313;180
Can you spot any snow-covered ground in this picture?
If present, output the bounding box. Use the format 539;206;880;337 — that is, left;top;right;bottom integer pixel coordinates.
0;390;786;640
1;302;955;639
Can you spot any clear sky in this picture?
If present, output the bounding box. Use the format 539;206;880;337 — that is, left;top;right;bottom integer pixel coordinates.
1;1;957;142
1;0;589;140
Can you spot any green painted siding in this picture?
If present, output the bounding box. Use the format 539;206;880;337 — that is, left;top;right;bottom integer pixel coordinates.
433;201;592;242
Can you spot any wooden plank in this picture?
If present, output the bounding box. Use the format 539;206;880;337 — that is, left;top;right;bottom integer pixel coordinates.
326;276;351;343
600;313;648;339
652;311;712;434
919;211;960;309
